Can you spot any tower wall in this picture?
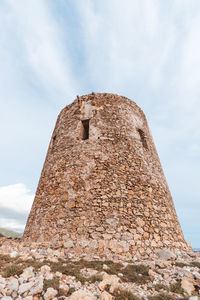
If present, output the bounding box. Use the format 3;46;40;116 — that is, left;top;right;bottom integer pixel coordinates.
23;93;190;259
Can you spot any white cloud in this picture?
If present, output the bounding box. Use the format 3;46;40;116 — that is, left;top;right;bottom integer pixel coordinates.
0;184;34;232
0;218;25;232
0;183;33;213
1;0;78;100
74;0;176;91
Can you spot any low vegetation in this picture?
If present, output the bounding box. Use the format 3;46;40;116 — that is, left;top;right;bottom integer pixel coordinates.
0;255;152;286
121;264;150;284
169;280;184;295
148;293;176;300
43;278;66;297
174;262;190;268
112;288;140;300
0;254;43;277
1;253;199;299
154;283;169;292
190;261;200;268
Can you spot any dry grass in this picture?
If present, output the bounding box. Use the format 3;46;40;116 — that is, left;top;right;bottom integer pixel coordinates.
148;293;176;300
3;264;24;277
112;288;141;300
88;274;103;283
174;262;190;268
154;283;169;292
169;280;184;295
190;261;200;269
41;259;124;284
43;277;67;297
0;254;43;277
121;264;150;284
0;255;151;286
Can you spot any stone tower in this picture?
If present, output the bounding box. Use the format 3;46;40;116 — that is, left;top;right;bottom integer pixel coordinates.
23;93;190;259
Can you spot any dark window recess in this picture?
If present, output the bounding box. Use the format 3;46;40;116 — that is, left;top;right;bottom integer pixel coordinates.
51;135;56;152
137;129;148;149
82;120;90;140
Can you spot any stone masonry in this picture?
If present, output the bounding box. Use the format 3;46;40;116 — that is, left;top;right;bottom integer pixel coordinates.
23;93;191;259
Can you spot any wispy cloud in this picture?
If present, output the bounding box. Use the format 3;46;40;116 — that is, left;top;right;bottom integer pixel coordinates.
1;0;78;102
0;184;34;232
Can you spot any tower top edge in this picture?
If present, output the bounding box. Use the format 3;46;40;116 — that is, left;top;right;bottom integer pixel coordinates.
61;92;147;120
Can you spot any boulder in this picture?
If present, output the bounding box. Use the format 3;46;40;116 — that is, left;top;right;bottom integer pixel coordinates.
68;289;97;300
157;248;176;260
98;274;120;293
44;287;58;300
181;277;195;296
20;266;35;281
99;291;113;300
7;278;19;291
18;282;34;294
30;278;43;295
9;251;18;258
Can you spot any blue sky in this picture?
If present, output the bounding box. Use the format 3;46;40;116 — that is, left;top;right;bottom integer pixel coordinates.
0;0;200;247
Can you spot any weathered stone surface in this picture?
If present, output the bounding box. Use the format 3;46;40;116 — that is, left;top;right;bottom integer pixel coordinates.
7;278;18;291
68;289;97;300
98;274;120;293
44;287;58;300
21;267;34;281
9;251;18;258
22;93;190;258
29;278;43;295
0;245;199;300
99;291;113;300
18;282;34;294
157;248;176;260
181;277;195;296
64;240;74;248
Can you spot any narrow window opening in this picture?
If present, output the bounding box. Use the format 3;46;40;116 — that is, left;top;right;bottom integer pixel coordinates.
137;129;148;149
81;120;90;140
51;135;56;152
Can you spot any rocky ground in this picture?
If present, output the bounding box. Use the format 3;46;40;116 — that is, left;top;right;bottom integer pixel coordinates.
0;238;200;300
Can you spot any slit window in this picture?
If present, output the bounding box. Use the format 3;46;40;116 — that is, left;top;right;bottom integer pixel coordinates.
51;135;56;152
137;129;148;149
81;120;90;140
